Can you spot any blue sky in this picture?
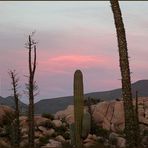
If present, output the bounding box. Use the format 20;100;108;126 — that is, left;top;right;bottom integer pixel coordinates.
0;1;148;103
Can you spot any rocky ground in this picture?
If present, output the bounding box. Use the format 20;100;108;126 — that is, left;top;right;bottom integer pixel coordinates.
0;97;148;148
55;97;148;148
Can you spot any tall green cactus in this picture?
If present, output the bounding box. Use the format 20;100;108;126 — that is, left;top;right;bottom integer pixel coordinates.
82;110;91;139
70;111;91;146
74;70;84;148
69;123;75;146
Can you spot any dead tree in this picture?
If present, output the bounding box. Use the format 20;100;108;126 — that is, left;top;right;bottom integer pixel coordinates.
25;33;38;148
8;70;20;148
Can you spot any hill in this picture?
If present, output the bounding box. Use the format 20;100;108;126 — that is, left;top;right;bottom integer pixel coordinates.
1;80;148;114
0;96;28;113
34;79;148;114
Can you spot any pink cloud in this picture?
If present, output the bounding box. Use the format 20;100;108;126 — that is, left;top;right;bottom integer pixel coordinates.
38;54;117;74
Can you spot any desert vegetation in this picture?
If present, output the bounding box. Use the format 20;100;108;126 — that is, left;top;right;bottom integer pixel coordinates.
0;0;148;148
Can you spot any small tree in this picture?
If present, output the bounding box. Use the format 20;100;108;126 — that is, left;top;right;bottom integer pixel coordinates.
8;70;20;148
25;32;38;148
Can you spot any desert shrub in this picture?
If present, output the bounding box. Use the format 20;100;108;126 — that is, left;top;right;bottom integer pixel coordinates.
62;142;73;148
143;129;148;136
61;117;66;123
88;142;107;148
116;129;124;136
90;121;110;139
3;124;17;147
63;131;70;140
97;127;109;139
139;103;143;106
55;125;67;135
50;132;58;138
39;136;49;145
0;142;11;148
3;112;15;126
109;137;117;146
61;117;69;128
44;121;55;129
42;113;54;120
4;124;12;137
92;124;109;139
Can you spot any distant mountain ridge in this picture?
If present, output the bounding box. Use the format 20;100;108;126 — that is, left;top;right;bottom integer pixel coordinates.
0;80;148;114
0;96;28;113
34;79;148;114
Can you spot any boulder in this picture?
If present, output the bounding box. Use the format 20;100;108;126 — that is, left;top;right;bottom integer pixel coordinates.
35;116;51;126
52;120;62;128
22;134;28;139
55;135;65;143
111;101;125;132
20;115;51;128
55;105;74;123
20;139;28;148
38;126;47;132
0;105;15;126
19;116;28;128
83;134;96;147
43;128;55;137
0;139;11;148
109;132;118;145
35;131;43;138
116;137;126;148
55;97;148;133
47;139;62;148
21;127;28;135
83;140;96;147
142;136;148;148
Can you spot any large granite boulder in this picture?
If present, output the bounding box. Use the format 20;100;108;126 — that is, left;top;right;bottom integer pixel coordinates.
0;105;15;126
55;97;148;132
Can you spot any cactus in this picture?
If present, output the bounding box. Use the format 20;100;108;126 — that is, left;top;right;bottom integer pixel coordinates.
70;111;91;146
69;123;75;146
74;70;84;148
82;110;91;139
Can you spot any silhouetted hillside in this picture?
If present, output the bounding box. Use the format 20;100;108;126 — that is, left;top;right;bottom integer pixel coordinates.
1;80;148;114
34;79;148;114
35;96;73;115
0;96;27;113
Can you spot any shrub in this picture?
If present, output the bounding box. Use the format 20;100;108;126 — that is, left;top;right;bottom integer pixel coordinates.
88;142;107;148
143;129;148;136
90;121;110;139
55;125;67;135
44;121;55;129
50;132;58;138
42;113;54;120
92;123;109;139
39;136;49;145
3;112;15;126
62;142;72;148
63;131;70;140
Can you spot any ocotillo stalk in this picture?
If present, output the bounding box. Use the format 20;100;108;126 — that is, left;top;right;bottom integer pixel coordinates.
135;91;139;124
74;70;84;148
110;0;137;147
135;91;140;147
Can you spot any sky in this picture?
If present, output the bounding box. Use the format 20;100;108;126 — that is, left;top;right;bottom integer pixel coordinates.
0;1;148;103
